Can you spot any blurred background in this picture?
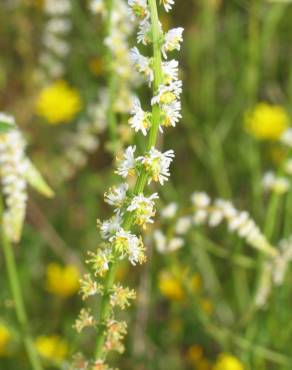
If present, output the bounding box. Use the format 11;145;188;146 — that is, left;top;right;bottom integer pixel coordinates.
1;0;292;369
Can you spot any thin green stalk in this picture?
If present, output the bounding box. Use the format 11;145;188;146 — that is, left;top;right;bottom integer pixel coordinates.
105;0;118;143
0;207;43;370
95;0;163;358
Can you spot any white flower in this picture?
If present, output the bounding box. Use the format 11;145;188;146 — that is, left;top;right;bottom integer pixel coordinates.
160;100;181;129
151;80;182;105
262;171;290;194
281;128;292;148
104;183;129;209
44;0;71;15
162;59;179;84
284;159;292;175
193;209;208;225
130;47;154;84
128;0;149;20
273;237;292;285
46;19;72;34
127;193;159;226
137;19;152;45
191;192;210;208
175;216;192;235
110;229;145;265
0;112;15;126
129;98;151;135
116;146;137;178
138;147;175;185
208;209;223;227
161;202;178;219
162;27;184;59
168;237;184;251
153;229;167;252
160;0;175;12
100;214;122;240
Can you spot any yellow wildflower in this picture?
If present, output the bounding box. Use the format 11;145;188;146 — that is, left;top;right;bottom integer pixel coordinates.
213;353;244;370
46;263;80;298
244;102;289;140
0;323;12;356
35;335;68;362
158;271;184;301
37;80;81;125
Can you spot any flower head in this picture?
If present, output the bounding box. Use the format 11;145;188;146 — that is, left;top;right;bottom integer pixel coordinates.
138;147;175;185
127;193;159;227
158;271;184;300
213;353;244;370
110;229;145;265
0;323;12;357
35;335;69;362
160;0;175;12
244;102;289;140
128;0;149;20
151;80;182;105
116;146;137;178
37;80;82;124
46;263;80;298
129;98;152;135
130;47;154;84
162;28;184;58
104;183;129;209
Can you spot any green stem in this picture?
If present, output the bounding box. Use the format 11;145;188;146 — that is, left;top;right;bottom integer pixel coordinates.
0;209;43;370
105;0;118;143
95;0;163;358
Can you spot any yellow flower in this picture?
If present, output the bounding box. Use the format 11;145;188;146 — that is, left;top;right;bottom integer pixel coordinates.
46;263;80;298
0;323;12;356
37;80;81;125
35;335;68;362
213;353;244;370
244;102;289;140
158;271;184;301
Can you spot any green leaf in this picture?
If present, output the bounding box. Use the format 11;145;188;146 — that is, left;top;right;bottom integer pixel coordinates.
24;160;55;198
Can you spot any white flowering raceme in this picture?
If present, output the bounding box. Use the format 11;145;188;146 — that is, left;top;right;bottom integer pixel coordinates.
191;192;277;257
0;114;53;242
38;0;72;81
76;0;184;366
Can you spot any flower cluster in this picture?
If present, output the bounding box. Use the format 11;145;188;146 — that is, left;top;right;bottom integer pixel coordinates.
74;0;183;367
191;192;277;257
0;113;53;242
38;0;72;81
